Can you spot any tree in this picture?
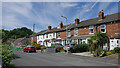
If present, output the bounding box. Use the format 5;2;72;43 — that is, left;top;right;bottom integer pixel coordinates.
88;32;109;56
1;27;33;43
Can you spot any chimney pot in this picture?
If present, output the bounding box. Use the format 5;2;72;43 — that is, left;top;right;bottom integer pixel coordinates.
98;10;104;19
59;21;63;28
75;18;79;25
48;26;51;30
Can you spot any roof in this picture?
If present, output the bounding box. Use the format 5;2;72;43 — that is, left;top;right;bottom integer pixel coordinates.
14;38;24;43
35;12;120;35
67;12;120;29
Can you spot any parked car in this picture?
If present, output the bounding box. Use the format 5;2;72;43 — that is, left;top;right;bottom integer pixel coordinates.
24;46;36;53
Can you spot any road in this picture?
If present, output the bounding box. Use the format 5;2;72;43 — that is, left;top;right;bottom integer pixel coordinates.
11;50;119;66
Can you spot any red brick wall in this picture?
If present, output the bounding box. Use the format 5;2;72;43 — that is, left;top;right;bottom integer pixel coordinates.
60;31;67;40
71;29;74;36
78;27;90;35
106;22;120;37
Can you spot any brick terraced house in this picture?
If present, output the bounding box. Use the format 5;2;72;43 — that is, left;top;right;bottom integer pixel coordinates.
31;10;120;50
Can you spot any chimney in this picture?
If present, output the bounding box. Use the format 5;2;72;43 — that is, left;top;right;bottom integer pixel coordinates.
98;10;104;19
59;21;63;28
48;26;51;31
75;18;79;25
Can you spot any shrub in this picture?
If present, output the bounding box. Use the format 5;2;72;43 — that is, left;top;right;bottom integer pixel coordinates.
41;45;46;49
60;49;65;52
56;48;60;52
114;47;120;53
51;45;55;48
110;50;115;54
106;51;112;55
118;53;120;60
70;44;89;53
97;48;106;57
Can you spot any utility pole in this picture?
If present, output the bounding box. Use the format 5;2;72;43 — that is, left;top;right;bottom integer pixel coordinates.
33;24;35;42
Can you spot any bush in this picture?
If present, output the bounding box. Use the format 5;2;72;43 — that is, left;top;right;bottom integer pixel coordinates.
56;48;60;52
110;50;115;54
114;47;120;53
118;53;120;60
51;45;55;48
106;51;112;55
97;48;106;57
70;44;89;53
60;49;65;52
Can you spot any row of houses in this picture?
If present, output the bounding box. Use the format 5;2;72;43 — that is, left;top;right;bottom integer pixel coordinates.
31;10;120;50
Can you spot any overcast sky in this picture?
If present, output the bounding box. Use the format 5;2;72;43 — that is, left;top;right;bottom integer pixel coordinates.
2;2;118;32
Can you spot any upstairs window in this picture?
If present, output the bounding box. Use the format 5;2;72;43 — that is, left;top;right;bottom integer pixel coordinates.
89;25;94;34
74;28;78;36
100;24;106;33
58;32;60;38
46;34;48;38
67;30;71;37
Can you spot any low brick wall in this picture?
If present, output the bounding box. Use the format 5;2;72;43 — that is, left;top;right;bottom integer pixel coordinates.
46;48;56;53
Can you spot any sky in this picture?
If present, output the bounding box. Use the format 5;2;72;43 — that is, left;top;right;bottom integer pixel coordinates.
2;1;118;32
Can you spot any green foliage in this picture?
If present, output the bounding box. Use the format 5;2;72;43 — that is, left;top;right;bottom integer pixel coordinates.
60;49;65;52
50;45;55;48
110;50;115;54
70;44;89;53
114;47;120;53
118;53;120;60
88;32;108;48
2;44;16;67
106;51;112;55
97;48;106;57
56;48;60;52
1;27;33;43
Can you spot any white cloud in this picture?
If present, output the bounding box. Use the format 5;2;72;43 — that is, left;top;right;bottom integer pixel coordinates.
58;2;78;8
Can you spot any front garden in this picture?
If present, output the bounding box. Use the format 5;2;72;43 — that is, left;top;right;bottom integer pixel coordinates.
69;32;120;58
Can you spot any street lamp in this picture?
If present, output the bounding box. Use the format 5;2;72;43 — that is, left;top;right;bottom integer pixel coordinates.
61;16;69;55
61;16;68;44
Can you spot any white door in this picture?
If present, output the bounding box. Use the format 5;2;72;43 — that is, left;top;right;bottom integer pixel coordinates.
110;39;120;50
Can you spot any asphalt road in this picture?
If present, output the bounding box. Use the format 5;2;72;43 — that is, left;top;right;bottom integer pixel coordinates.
11;50;119;66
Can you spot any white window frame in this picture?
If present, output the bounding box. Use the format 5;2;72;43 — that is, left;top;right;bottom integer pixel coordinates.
46;34;48;38
58;32;60;38
100;24;106;33
74;28;78;36
67;30;71;37
89;25;94;34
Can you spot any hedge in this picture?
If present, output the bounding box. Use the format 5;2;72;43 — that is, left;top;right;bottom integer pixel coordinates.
70;44;89;53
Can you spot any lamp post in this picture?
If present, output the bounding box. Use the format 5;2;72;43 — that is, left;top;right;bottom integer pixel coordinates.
61;16;68;55
61;16;68;45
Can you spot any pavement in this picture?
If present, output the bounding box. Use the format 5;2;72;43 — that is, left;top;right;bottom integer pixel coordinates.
10;50;119;67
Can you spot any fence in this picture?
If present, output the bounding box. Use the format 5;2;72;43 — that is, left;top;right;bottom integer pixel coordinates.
9;46;24;51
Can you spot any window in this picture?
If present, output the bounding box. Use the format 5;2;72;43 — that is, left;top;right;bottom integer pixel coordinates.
46;34;48;38
58;32;60;38
100;24;106;33
67;30;70;37
53;33;55;38
74;28;78;36
89;25;94;34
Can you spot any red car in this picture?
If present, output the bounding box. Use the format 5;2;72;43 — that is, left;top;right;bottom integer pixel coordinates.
24;46;36;53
